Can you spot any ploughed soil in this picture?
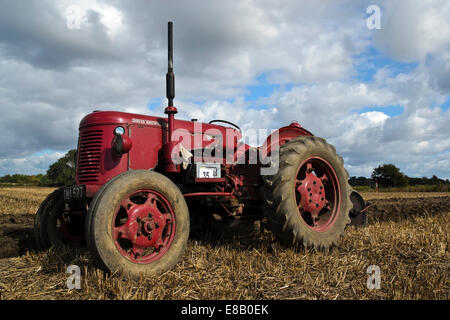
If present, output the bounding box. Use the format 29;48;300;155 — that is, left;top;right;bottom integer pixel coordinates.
0;188;448;300
368;196;450;222
0;213;38;259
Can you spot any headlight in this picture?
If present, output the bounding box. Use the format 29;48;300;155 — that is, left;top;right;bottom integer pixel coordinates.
112;129;133;156
114;126;125;135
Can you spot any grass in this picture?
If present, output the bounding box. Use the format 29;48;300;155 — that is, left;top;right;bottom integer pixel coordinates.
0;187;448;300
0;187;55;214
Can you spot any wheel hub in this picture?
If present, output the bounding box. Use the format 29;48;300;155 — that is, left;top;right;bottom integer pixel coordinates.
113;191;174;260
297;170;327;218
295;159;338;231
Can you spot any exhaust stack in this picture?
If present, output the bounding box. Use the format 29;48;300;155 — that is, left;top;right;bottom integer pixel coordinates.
166;21;175;107
164;21;179;172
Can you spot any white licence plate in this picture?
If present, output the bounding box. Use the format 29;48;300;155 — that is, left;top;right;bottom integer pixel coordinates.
196;164;221;179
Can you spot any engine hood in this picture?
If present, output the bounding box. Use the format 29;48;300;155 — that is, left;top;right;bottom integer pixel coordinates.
79;110;242;139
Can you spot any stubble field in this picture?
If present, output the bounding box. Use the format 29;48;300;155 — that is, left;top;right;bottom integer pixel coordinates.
0;187;448;300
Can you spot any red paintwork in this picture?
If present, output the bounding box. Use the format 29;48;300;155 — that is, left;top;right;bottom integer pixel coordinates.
76;125;128;195
112;189;175;263
164;105;178;172
295;157;340;232
297;164;327;216
121;135;133;153
77;110;243;197
261;122;312;156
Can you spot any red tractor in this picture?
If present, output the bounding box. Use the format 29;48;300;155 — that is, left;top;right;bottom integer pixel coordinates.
34;22;369;279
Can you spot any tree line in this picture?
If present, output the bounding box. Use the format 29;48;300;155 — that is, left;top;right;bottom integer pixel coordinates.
0;149;76;186
0;150;449;189
350;164;449;188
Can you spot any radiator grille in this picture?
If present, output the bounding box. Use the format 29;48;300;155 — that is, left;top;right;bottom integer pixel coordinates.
77;129;103;182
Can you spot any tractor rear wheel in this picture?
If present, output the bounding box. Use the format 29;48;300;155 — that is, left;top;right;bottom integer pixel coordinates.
86;170;189;279
34;187;85;249
261;136;352;249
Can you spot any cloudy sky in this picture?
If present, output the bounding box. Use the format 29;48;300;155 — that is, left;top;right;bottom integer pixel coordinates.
0;0;449;178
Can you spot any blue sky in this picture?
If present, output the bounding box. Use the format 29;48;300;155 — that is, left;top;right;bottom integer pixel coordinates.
353;46;418;83
244;74;281;102
441;97;450;111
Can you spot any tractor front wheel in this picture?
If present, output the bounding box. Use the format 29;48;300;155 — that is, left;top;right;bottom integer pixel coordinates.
261;136;352;249
86;170;190;279
34;188;61;249
34;187;85;249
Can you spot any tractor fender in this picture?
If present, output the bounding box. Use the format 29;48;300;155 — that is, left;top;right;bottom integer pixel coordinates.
261;122;313;155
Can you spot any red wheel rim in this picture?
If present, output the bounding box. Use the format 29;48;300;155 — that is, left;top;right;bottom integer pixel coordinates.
112;189;176;264
294;157;341;232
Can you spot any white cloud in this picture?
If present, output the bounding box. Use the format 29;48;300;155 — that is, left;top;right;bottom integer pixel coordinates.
0;152;64;175
374;0;450;62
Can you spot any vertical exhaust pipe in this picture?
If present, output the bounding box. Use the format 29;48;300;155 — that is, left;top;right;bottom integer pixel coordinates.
166;21;175;107
164;21;179;172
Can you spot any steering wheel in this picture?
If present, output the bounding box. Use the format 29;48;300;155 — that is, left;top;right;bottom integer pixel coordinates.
208;120;241;132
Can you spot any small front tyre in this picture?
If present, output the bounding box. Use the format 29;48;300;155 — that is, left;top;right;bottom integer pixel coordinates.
87;170;190;279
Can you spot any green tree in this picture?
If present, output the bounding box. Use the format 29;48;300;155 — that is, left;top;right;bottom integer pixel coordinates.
47;149;77;186
371;164;408;188
38;174;53;186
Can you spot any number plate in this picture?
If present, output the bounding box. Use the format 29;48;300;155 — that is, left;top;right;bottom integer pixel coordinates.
196;163;221;179
64;185;86;201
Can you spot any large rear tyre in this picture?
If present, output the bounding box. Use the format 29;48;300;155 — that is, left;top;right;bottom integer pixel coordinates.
87;170;190;279
261;136;352;249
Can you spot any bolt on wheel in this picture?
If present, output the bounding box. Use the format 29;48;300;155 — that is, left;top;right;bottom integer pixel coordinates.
113;189;176;264
295;157;340;232
261;136;352;249
86;170;189;279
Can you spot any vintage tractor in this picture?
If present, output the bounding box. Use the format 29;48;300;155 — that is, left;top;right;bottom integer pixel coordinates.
34;22;369;279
